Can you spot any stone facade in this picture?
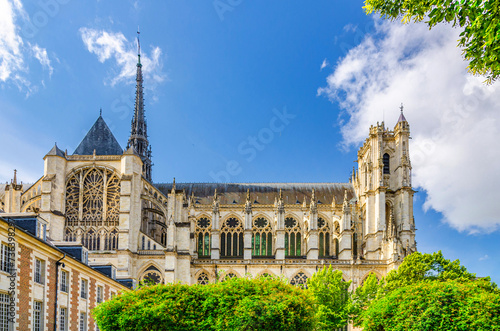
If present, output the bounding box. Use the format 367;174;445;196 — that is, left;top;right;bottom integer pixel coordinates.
0;47;417;292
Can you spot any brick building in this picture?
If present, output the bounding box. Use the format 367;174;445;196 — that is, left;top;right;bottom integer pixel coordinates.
0;214;128;331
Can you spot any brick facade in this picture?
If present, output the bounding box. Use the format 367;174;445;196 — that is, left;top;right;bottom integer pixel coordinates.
69;270;80;331
46;258;57;331
89;278;96;331
17;244;32;331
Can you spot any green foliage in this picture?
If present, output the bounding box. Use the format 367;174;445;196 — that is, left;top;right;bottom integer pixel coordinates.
353;251;499;329
364;0;500;83
92;276;315;331
383;251;477;291
351;273;380;326
360;279;500;331
307;266;352;330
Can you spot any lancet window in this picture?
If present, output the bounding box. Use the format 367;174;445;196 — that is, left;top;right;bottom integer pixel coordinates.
196;217;211;257
252;217;273;256
318;217;331;257
383;153;390;174
64;167;120;251
220;217;243;258
104;229;119;250
161;228;167;247
284;217;301;257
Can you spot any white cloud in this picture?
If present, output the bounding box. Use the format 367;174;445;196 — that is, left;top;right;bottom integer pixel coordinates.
320;58;329;71
79;27;165;87
0;0;26;82
343;24;357;33
0;0;53;95
319;19;500;233
479;254;489;261
30;43;53;77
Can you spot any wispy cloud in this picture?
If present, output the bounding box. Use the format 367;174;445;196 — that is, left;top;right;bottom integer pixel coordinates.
319;19;500;233
320;58;329;71
79;27;165;87
30;43;53;77
0;0;53;96
479;254;489;261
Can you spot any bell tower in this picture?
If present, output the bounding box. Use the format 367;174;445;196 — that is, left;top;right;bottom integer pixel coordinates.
354;105;416;261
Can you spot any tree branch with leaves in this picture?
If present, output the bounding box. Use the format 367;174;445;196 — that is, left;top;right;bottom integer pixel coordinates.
364;0;500;84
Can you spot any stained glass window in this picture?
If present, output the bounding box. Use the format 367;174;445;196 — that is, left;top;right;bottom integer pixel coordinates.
252;217;273;256
220;218;243;258
285;217;301;257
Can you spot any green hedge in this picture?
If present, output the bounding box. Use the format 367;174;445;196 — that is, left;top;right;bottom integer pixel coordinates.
360;279;500;331
93;276;315;331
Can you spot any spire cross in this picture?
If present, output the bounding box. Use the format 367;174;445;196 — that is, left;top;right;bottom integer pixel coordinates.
400;103;404;113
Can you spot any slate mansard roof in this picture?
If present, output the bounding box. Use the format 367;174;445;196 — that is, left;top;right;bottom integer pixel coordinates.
73;116;123;156
155;182;354;205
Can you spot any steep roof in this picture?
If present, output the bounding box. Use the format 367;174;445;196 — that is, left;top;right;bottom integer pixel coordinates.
397;112;407;123
154;182;354;205
46;144;65;158
73;116;123;156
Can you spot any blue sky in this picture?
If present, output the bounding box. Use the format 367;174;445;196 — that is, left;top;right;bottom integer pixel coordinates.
0;0;498;283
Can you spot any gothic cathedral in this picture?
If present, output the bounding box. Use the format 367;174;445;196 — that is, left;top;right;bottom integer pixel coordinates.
0;39;416;288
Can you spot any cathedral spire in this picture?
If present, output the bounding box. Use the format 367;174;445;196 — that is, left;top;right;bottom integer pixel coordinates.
127;29;152;181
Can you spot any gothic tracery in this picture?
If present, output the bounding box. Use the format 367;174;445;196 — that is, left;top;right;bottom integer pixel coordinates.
64;167;120;250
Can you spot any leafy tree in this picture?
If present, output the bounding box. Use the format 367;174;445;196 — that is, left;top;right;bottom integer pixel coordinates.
351;273;380;326
307;266;352;330
352;251;499;330
383;250;478;291
360;279;500;331
364;0;500;83
93;276;316;331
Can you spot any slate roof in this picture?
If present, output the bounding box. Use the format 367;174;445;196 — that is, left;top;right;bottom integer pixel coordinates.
154;182;354;205
73;116;123;155
46;144;65;158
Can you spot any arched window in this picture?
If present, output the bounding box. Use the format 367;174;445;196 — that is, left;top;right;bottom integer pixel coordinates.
65;228;76;242
64;167;120;251
290;272;308;288
197;272;209;285
142;236;145;250
383;153;390;174
196;217;211;257
252;217;273;257
104;228;118;250
141;266;163;285
318;217;330;257
284;217;301;257
161;228;167;247
353;233;358;258
82;229;99;251
220;217;243;258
